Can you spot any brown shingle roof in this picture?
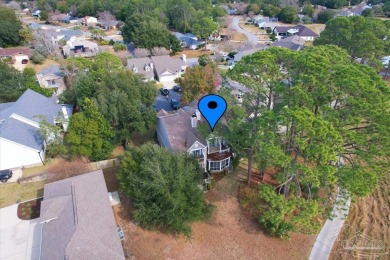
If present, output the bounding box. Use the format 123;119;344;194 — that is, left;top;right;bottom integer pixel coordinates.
157;105;206;152
0;48;32;57
40;170;125;260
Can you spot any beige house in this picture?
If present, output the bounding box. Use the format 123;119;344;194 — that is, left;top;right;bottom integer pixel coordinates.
36;65;66;95
63;39;99;58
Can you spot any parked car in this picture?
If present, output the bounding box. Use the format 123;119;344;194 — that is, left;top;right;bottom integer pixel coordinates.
0;169;12;183
173;85;182;92
170;99;180;109
160;88;169;96
21;59;28;64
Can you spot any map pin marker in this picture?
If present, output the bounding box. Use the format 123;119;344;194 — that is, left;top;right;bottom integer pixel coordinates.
198;94;227;132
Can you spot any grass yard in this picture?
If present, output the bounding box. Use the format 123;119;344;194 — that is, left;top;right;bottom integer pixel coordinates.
26;58;61;73
303;24;326;35
239;22;264;34
0;181;45;208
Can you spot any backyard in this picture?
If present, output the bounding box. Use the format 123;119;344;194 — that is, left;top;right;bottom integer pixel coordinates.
113;163;316;259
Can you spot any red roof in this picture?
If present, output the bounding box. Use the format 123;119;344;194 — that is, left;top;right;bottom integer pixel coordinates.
0;48;33;57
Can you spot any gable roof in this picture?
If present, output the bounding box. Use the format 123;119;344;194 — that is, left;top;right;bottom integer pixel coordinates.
274;26;292;33
0;89;73;150
234;45;268;62
291;24;318;37
272;35;305;51
175;32;202;46
37;65;64;77
40;170;125;260
0;48;32;57
151;55;186;77
126;57;155;79
53;29;84;41
157;104;206;152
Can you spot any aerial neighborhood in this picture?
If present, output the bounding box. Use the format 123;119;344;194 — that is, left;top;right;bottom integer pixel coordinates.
0;0;389;259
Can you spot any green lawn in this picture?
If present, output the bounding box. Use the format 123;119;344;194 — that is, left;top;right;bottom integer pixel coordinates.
0;181;45;208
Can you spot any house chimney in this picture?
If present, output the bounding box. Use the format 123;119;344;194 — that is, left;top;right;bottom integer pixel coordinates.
182;54;186;63
150;62;154;69
195;109;201;121
191;114;197;128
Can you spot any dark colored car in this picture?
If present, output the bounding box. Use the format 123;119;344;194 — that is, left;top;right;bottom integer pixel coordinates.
160;88;169;96
170;99;180;109
21;59;28;64
173;85;182;92
0;169;12;183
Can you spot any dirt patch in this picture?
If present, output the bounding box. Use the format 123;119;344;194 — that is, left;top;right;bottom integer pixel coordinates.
173;49;214;59
330;173;390;259
17;198;43;220
113;164;315;259
111;146;125;158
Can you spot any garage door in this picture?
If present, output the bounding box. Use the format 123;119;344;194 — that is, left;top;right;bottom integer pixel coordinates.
159;74;177;82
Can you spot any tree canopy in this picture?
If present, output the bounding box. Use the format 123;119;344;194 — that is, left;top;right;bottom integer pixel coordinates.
227;45;390;199
0;63;52;102
66;98;114;161
314;16;390;66
122;14;181;53
0;5;22;47
226;45;390;237
64;53;157;144
118;143;212;237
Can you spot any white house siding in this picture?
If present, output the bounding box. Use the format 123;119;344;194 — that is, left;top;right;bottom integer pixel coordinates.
301;36;315;41
187;142;207;169
0;138;44;170
159;73;177;83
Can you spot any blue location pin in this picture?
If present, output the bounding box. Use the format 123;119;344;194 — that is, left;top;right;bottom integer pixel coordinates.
198;94;227;131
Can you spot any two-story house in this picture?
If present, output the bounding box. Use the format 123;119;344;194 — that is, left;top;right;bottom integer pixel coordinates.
36;65;66;95
156;102;232;173
0;89;73;171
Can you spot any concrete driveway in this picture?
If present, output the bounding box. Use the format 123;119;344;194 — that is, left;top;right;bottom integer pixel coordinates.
0;204;41;260
154;90;181;112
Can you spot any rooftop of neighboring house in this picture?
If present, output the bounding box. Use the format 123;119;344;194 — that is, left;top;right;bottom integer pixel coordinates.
290;24;318;37
37;65;64;78
63;39;99;55
156;102;206;152
151;55;186;76
0;48;32;57
272;35;305;51
234;45;268;62
0;89;73;150
274;26;293;33
39;170;125;260
53;29;84;41
175;32;202;46
126;57;155;79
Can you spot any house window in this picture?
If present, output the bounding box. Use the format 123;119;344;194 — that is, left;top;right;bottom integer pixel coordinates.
192;149;203;157
221;158;230;168
47;80;57;86
209;161;220;171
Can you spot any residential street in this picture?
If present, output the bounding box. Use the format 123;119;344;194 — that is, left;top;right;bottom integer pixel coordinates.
232;17;259;45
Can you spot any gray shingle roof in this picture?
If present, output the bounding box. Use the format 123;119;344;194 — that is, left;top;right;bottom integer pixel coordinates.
151;55;186;77
40;170;125;260
126;57;155;80
53;29;84;41
37;65;63;77
0;89;73;150
292;25;318;37
175;32;202;46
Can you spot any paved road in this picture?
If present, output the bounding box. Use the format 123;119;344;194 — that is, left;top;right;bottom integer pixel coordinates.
309;188;351;260
232;17;258;45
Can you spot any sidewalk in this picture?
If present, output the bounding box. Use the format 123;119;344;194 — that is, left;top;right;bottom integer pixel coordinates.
309;188;351;260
